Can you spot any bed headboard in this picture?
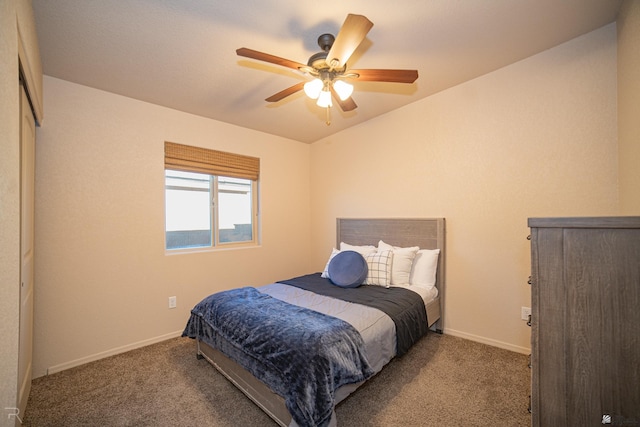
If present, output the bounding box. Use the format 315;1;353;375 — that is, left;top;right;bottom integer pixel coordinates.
336;217;446;331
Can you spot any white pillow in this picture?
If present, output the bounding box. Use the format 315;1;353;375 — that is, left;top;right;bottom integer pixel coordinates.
409;249;440;290
321;248;340;278
340;242;377;256
363;249;393;287
378;240;419;286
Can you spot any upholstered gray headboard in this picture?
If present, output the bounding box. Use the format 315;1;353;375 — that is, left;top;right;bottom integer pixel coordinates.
336;217;446;330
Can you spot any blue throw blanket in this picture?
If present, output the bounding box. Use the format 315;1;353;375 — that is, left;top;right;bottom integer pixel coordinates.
182;287;374;427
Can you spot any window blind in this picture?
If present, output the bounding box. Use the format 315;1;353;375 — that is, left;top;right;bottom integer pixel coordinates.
164;141;260;181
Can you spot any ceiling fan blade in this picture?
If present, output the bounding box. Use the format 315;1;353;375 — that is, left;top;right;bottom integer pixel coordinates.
265;81;306;102
326;14;373;70
237;47;307;71
349;69;419;83
330;86;358;112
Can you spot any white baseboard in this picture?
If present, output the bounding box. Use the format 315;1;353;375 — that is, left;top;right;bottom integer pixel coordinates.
443;328;531;355
45;328;529;375
46;330;184;375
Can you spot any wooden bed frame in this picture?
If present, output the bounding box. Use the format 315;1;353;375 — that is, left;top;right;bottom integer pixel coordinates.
196;217;446;426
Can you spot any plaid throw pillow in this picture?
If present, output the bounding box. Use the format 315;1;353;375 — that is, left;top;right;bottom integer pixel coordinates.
363;250;393;287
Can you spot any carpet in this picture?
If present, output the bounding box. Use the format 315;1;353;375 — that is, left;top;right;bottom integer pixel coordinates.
23;333;531;426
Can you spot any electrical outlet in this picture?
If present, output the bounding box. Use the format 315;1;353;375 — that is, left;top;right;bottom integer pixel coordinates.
521;306;531;321
169;296;177;309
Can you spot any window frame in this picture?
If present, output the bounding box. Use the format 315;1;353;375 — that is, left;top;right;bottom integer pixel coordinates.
164;142;260;252
212;174;259;248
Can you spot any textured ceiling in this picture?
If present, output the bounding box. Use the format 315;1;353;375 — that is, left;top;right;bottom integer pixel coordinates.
32;0;621;143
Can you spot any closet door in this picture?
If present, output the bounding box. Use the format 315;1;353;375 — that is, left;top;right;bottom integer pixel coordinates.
18;82;35;417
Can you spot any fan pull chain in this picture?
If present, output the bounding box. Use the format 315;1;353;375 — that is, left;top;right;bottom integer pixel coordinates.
325;106;331;126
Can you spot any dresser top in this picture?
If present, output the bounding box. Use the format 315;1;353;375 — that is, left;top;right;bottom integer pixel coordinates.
528;216;640;229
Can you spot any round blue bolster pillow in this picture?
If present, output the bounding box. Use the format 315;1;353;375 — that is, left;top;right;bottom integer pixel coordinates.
327;250;368;288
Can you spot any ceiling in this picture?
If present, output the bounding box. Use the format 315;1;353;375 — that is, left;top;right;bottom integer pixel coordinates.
32;0;621;144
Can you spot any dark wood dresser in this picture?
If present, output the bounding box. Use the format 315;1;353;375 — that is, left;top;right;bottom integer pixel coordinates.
528;217;640;426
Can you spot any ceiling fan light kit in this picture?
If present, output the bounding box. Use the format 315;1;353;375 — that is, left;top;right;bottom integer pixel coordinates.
332;80;354;101
304;78;352;104
303;78;323;99
317;89;332;108
236;13;418;124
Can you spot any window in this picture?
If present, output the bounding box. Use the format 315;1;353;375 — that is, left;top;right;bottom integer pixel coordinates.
164;142;259;251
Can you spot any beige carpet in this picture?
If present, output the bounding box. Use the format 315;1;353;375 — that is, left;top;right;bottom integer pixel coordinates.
23;333;531;426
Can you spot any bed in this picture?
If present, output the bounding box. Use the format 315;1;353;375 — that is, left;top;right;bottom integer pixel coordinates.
183;218;446;427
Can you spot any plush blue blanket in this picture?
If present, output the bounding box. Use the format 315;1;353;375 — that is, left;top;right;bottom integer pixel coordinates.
182;287;374;427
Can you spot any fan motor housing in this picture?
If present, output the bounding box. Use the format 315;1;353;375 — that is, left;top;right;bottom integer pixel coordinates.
307;33;346;71
307;52;329;69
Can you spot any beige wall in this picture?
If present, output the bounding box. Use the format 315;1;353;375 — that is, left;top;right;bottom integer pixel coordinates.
1;0;42;424
310;24;619;353
33;77;312;377
618;0;640;214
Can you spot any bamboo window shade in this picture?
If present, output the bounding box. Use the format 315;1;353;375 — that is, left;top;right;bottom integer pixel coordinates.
164;141;260;181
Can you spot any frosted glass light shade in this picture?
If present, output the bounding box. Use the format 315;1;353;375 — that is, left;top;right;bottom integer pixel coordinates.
316;90;332;108
333;80;353;101
304;79;323;99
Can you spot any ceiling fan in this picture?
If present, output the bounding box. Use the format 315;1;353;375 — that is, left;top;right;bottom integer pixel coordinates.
236;14;418;124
